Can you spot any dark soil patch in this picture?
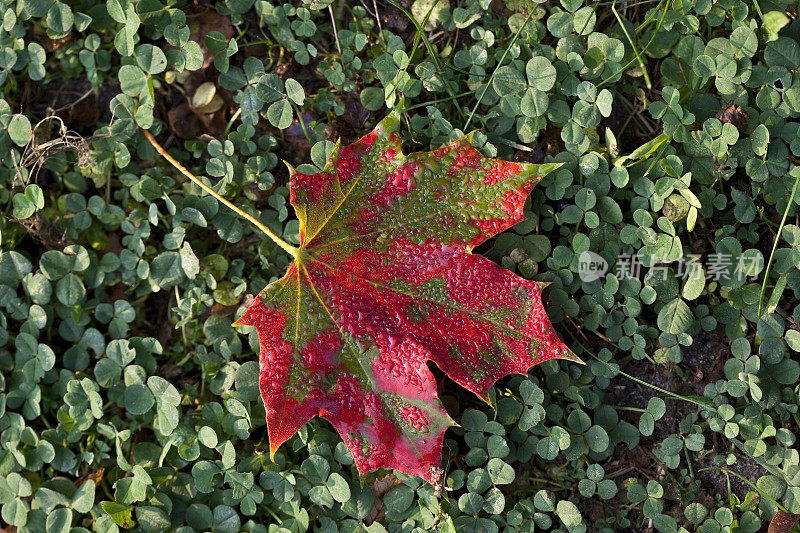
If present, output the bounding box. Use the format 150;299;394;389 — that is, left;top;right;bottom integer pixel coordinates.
695;451;768;503
681;328;728;391
598;325;766;524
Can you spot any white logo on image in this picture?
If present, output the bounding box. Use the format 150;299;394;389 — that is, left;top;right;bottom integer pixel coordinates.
577;251;608;282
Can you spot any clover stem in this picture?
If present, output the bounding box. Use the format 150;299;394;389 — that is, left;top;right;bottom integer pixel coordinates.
143;130;298;258
758;168;800;317
464;11;533;131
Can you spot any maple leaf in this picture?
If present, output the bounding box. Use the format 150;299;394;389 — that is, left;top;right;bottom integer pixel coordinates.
231;110;580;485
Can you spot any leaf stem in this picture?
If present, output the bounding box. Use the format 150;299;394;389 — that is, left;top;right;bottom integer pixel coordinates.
223;107;242;137
464;11;533;130
386;0;466;119
611;0;652;89
698;467;787;512
142;130;298;258
597;0;671;89
593;354;713;409
290;100;312;143
328;4;341;54
563;327;715;410
405;91;476;111
758;170;800;317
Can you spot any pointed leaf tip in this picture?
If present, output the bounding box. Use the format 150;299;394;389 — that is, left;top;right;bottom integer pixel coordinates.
282;160;297;178
541;161;566;176
268;444;279;463
231;311;248;328
563;349;585;365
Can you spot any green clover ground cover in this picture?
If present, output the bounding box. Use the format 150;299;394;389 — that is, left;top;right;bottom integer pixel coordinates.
1;0;800;531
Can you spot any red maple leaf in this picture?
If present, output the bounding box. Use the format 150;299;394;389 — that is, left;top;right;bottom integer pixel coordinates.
224;111;579;485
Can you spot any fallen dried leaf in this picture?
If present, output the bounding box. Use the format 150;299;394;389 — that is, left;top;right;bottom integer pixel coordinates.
715;102;750;133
